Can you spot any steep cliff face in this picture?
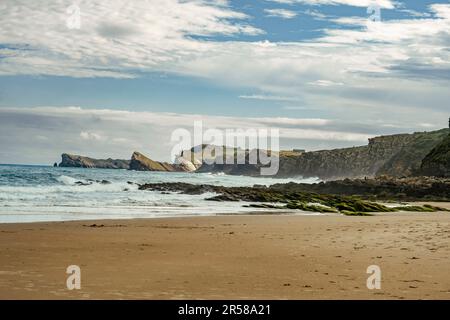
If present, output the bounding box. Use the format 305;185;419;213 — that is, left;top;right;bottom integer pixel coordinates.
195;129;449;180
59;153;130;169
195;148;269;176
376;129;449;177
129;151;182;172
418;133;450;177
269;133;418;179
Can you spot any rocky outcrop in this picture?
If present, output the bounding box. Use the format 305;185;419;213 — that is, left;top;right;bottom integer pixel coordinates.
129;151;176;172
138;178;450;213
129;151;182;172
59;153;130;169
138;177;450;201
59;151;197;172
418;133;450;177
270;176;450;201
174;156;198;172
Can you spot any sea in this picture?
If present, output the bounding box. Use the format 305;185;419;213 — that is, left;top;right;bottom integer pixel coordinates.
0;164;320;223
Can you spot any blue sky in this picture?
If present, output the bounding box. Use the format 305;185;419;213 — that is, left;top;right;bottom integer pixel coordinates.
0;0;449;164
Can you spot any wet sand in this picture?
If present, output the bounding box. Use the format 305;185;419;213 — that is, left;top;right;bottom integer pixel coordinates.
0;209;449;299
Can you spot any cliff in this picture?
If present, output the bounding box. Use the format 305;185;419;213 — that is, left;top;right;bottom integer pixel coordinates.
194;129;449;180
279;129;449;179
418;133;450;177
196;148;272;176
59;153;130;169
376;129;449;177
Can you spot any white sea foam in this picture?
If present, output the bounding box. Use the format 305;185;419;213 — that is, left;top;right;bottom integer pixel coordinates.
0;165;320;223
56;175;80;185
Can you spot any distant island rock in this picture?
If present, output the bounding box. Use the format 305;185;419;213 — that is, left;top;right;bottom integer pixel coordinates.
59;153;130;169
58;151;197;172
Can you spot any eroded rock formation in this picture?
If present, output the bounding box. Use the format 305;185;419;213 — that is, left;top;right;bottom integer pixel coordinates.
129;151;181;172
59;153;130;169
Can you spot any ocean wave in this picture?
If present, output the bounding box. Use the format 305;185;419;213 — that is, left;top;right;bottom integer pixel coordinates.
0;165;321;223
206;172;225;176
56;175;81;185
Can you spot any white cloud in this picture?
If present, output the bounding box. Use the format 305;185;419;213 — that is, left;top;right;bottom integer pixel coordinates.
303;9;328;19
251;117;331;126
264;9;298;19
308;80;344;87
399;9;431;18
0;1;449;140
80;131;106;141
267;0;398;9
331;16;368;26
239;94;301;102
282;106;310;110
0;0;264;78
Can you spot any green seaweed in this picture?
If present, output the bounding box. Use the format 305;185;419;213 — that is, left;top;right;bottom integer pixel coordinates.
393;205;435;212
341;211;373;216
423;204;450;211
285;201;338;213
391;204;449;212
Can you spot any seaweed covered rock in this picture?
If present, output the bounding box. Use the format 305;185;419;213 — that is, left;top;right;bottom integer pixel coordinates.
138;182;448;214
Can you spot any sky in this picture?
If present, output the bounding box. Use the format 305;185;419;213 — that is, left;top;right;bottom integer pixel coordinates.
0;0;449;164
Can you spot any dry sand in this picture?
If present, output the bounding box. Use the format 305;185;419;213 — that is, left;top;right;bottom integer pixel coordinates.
0;208;449;299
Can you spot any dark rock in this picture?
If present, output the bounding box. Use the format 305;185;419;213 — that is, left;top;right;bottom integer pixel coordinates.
129;151;183;172
75;181;92;186
418;133;450;177
138;179;449;214
59;153;130;169
270;176;450;201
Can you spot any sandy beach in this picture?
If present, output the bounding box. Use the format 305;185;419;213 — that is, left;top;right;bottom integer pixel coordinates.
0;208;449;300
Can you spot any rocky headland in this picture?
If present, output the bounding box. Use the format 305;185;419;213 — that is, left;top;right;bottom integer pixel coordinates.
194;129;449;179
59;153;130;169
58;128;449;180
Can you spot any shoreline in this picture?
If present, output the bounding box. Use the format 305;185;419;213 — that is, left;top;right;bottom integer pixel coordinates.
1;210;449;299
1;201;448;225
